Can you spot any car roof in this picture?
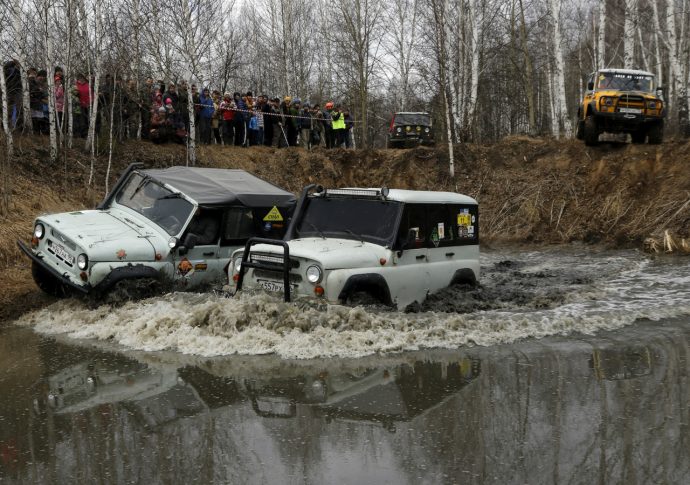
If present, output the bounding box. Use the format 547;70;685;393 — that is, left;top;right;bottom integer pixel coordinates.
326;188;477;205
142;167;297;208
596;68;655;77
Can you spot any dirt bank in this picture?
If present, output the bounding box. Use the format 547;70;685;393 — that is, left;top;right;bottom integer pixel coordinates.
1;135;689;321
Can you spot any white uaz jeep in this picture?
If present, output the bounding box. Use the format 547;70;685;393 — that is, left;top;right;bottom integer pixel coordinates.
18;164;296;297
232;185;479;309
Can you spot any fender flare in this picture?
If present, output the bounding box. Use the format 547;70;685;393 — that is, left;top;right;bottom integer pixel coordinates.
449;268;477;287
338;274;393;306
92;264;163;294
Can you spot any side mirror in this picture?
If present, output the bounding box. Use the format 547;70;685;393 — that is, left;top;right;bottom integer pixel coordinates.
183;233;199;250
587;81;594;91
656;87;664;99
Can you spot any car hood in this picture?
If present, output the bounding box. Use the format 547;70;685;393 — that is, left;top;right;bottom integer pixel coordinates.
253;238;390;270
39;209;167;261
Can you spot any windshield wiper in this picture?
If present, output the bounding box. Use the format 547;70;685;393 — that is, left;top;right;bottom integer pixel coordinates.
129;176;149;200
157;192;182;200
306;221;326;240
344;229;364;244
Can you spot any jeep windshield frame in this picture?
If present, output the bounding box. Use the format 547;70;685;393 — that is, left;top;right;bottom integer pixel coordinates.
392;113;432;127
292;196;402;247
596;72;655;93
113;172;195;236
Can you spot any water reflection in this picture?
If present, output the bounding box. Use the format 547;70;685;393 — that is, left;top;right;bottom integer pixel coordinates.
1;319;689;484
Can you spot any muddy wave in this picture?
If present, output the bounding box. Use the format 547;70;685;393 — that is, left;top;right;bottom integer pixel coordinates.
16;249;690;359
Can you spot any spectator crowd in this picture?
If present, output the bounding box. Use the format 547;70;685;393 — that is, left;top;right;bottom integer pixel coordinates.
2;60;357;149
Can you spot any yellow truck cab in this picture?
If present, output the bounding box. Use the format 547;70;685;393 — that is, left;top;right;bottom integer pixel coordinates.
576;69;665;146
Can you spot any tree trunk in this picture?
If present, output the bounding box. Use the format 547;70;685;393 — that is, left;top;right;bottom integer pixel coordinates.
466;0;483;140
651;0;663;87
596;0;606;69
187;82;196;166
518;0;536;135
44;0;58;163
12;0;32;134
623;0;636;69
549;0;572;138
0;68;12;216
106;76;116;193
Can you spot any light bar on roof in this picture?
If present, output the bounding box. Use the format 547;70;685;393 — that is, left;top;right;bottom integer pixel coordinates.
324;188;383;198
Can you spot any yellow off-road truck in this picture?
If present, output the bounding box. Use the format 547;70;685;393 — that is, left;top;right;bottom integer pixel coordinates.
576;69;665;146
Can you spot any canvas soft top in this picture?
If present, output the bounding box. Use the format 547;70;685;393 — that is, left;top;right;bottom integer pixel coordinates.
142;167;297;208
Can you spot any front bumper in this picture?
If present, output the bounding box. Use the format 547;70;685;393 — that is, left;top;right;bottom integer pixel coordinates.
594;111;663;127
17;240;91;294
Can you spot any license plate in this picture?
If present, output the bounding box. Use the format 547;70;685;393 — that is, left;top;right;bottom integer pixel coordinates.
258;280;285;293
52;242;74;265
619;107;642;114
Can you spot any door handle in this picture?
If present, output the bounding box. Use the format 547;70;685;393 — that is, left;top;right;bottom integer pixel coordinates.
445;252;455;257
416;255;426;260
203;251;215;256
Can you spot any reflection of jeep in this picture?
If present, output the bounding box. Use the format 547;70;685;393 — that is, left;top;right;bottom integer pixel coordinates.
387;112;434;148
576;69;665;145
18;164;296;297
233;185;479;309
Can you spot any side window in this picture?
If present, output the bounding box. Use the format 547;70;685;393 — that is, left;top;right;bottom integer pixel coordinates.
446;204;478;246
221;207;254;246
396;204;427;249
425;204;454;248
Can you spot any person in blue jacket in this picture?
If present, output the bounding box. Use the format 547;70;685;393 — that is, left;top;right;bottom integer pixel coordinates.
198;88;214;144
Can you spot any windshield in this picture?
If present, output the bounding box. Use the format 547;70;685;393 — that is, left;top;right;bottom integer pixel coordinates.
114;172;194;235
393;113;432;126
596;72;654;92
294;197;402;246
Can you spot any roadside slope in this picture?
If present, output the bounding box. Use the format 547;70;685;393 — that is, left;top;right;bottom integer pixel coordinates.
1;136;689;320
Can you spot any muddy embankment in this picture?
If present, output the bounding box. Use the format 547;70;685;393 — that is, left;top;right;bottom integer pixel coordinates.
1;135;689;321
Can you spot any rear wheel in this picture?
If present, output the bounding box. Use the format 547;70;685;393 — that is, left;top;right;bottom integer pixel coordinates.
32;262;71;298
647;122;663;144
583;116;599;146
631;130;646;144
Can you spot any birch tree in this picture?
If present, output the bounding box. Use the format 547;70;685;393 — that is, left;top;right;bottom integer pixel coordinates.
10;0;32;133
548;0;572;138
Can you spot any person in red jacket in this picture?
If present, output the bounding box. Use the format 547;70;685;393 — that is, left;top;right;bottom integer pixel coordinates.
75;74;91;137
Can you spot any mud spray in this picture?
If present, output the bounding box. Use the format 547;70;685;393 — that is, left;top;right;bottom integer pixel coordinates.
17;249;690;359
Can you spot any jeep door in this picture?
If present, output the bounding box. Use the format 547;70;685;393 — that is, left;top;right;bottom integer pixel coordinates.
392;203;430;305
425;204;479;293
174;208;225;288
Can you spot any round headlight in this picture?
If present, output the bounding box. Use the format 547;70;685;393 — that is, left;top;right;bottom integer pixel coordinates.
425;127;430;133
396;127;401;133
34;223;45;239
168;237;178;249
77;253;88;270
604;97;613;106
306;265;322;284
234;258;243;273
647;101;656;109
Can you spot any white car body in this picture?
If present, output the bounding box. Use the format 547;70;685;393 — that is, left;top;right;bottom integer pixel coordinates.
19;165;296;297
232;187;479;309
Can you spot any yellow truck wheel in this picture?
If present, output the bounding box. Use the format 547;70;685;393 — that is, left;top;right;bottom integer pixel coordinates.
584;117;599;146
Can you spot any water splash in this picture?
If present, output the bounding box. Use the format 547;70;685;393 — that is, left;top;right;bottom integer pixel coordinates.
17;249;690;359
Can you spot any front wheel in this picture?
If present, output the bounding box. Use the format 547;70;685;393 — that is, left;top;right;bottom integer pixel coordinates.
575;120;585;140
647;122;663;145
32;261;71;298
583;116;599;146
631;129;646;144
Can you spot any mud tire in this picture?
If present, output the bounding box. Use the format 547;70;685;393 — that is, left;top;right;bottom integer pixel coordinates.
631;130;646;144
32;261;71;298
647;122;663;145
575;120;585;140
102;277;162;305
583;116;599;146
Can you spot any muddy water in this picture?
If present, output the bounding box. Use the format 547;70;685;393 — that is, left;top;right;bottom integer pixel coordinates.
2;248;690;483
14;248;690;359
0;319;688;484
